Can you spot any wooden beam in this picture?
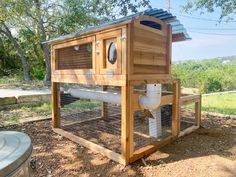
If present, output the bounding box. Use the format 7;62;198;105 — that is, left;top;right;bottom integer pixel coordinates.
132;94;173;111
121;85;134;165
52;74;127;86
180;95;201;105
129;136;176;163
195;95;202;127
172;80;180;136
53;128;125;165
52;82;60;128
101;86;108;118
178;125;199;137
166;25;172;75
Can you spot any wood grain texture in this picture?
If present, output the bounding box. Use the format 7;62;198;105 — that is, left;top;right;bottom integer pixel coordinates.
52;82;60;128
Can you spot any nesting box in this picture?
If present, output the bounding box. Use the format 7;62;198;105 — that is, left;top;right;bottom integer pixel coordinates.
47;9;201;165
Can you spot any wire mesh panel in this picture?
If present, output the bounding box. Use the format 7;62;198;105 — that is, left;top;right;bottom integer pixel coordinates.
57;42;93;70
133;83;173;151
59;83;122;153
133;105;172;151
180;103;196;131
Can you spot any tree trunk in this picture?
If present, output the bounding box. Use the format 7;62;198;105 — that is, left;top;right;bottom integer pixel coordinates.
0;23;31;81
34;0;51;83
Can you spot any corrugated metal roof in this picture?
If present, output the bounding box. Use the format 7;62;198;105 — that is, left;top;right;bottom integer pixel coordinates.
44;8;190;44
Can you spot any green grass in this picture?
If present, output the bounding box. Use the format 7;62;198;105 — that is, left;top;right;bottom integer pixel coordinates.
62;100;100;112
21;103;52;114
202;93;236;115
0;100;101;126
0;74;45;89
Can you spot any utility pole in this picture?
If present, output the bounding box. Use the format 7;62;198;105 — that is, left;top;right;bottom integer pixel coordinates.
166;0;170;13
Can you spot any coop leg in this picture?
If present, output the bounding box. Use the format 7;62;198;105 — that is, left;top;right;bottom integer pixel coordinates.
195;95;201;127
172;80;180;137
121;86;134;165
52;82;60;128
101;86;108;118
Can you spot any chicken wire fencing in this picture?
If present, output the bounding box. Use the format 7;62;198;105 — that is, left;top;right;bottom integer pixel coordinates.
59;83;122;154
133;83;173;152
180;103;196;131
57;83;177;154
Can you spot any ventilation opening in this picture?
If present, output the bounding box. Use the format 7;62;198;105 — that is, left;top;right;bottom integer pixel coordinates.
140;20;162;30
57;42;93;70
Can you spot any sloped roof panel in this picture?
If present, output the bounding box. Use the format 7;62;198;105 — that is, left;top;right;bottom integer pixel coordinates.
44;8;190;44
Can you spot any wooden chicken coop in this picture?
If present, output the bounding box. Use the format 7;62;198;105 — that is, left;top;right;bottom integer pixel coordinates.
46;9;201;165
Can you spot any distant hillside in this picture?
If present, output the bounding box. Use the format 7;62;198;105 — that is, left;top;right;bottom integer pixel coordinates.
172;56;236;93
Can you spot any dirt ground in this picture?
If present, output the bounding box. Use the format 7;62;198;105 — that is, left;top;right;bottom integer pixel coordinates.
1;112;236;177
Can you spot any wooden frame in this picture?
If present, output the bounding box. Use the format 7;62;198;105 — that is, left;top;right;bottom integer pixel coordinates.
50;15;201;165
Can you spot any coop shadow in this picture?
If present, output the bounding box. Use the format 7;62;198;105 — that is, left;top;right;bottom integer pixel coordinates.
132;116;236;172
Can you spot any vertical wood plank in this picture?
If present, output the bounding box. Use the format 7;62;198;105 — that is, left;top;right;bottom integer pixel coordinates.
166;25;172;75
52;82;60;128
101;86;108;118
121;26;127;75
121;85;134;164
195;95;202;127
172;80;180;136
128;23;134;76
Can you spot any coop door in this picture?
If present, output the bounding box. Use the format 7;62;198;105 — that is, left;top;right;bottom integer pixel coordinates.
96;30;122;75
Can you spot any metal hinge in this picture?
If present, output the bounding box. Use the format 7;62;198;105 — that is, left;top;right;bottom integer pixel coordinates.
120;35;126;41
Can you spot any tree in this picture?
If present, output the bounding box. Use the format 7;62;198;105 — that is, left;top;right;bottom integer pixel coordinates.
0;0;151;82
183;0;236;21
0;1;31;80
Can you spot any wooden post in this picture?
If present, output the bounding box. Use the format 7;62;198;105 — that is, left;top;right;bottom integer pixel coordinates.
121;85;134;165
166;24;172;75
195;95;201;127
101;86;108;118
172;80;180;137
52;82;60;128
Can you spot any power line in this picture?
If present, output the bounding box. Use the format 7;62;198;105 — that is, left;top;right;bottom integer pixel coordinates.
189;30;236;36
188;27;236;30
169;8;236;23
175;13;236;23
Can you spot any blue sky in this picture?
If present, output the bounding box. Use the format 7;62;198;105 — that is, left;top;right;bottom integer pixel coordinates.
149;0;236;61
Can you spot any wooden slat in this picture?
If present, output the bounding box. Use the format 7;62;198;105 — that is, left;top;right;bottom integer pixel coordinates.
121;85;134;165
172;80;180;137
101;86;108;117
128;23;134;75
133;52;166;66
121;26;127;75
195;96;202;126
180;95;201;105
160;95;173;106
130;136;176;163
52;82;60;128
166;25;172;75
53;128;125;165
178;125;199;137
53;36;95;49
133;42;166;55
133;65;166;74
132;94;173;111
134;33;166;46
52;74;127;86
